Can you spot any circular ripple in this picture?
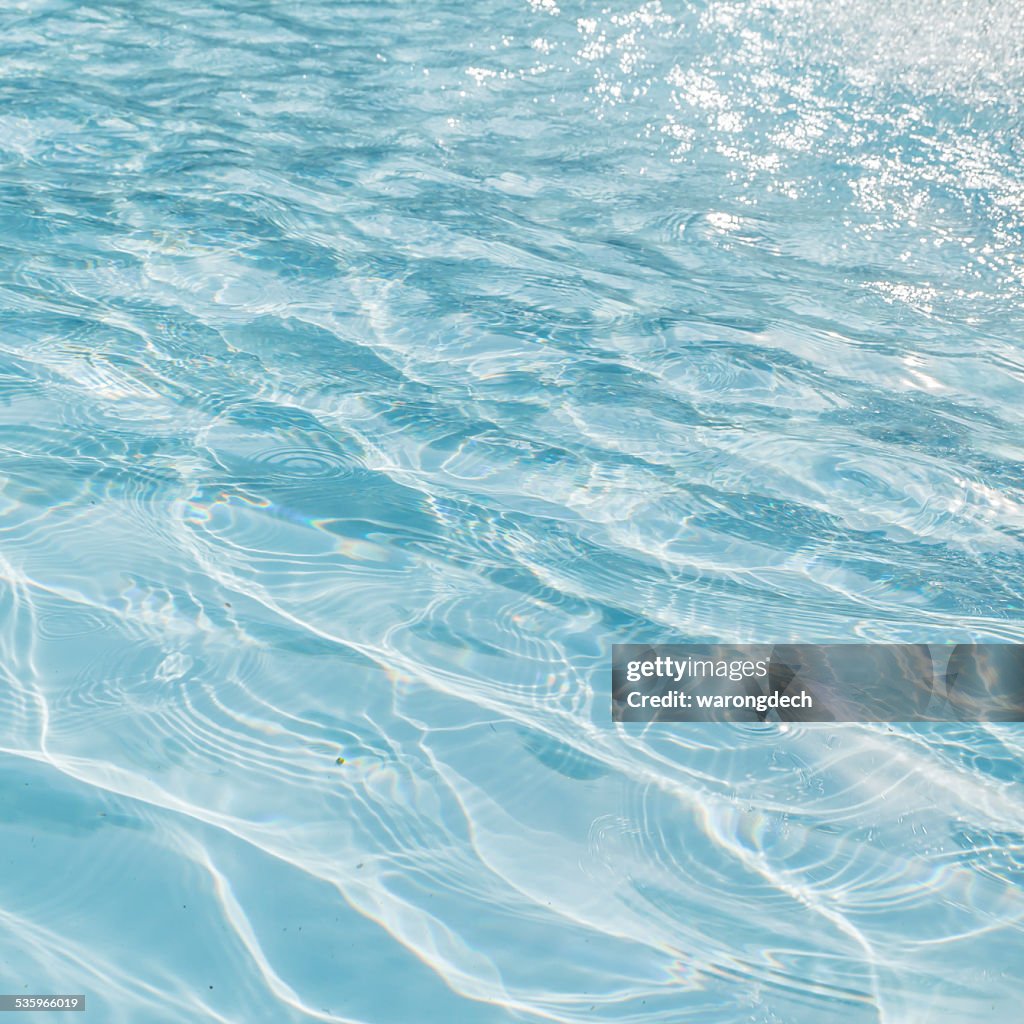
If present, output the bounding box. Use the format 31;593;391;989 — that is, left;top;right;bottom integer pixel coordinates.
255;445;354;479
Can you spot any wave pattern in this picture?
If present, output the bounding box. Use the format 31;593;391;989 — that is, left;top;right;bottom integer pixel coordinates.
1;0;1023;1021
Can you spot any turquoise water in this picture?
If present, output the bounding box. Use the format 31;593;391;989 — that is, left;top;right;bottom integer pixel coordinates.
1;0;1023;1020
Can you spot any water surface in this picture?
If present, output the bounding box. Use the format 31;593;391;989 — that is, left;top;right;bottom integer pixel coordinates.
1;1;1023;1021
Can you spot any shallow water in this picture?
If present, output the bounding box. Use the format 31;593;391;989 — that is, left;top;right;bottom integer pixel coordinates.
1;1;1023;1021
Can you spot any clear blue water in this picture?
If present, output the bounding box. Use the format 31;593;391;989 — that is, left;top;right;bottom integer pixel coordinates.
1;0;1023;1020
